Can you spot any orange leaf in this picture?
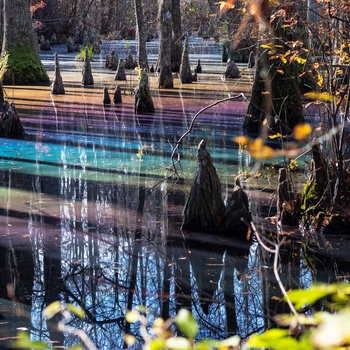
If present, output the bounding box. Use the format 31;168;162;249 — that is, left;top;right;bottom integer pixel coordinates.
293;123;312;140
233;135;250;146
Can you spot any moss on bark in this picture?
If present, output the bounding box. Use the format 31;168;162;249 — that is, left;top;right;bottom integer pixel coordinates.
0;45;49;85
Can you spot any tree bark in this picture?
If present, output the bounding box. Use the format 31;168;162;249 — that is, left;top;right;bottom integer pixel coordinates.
182;139;225;232
0;0;3;54
134;0;149;70
157;0;173;88
0;0;49;84
179;35;192;83
243;4;304;136
171;0;182;72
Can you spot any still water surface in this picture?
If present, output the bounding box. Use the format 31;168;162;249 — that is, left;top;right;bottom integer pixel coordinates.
0;39;349;349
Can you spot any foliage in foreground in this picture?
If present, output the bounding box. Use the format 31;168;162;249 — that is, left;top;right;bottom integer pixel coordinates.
126;283;350;350
10;282;350;349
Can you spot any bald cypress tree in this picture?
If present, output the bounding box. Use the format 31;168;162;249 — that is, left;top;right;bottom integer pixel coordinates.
0;0;49;85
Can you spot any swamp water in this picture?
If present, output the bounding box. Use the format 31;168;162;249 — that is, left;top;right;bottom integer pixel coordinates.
0;39;349;349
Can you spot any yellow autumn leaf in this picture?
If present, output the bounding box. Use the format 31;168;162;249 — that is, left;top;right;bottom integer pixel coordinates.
233;135;250;146
294;57;307;65
293;123;312;140
260;44;272;49
280;56;287;64
304;91;334;101
261;91;270;95
277;69;284;74
317;74;323;87
269;133;283;139
44;301;62;320
262;118;268;125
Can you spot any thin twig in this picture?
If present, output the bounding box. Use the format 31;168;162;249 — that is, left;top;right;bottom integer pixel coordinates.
170;93;249;162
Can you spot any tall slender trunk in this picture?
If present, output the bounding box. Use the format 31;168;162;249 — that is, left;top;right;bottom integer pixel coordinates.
134;0;149;70
157;0;173;88
171;0;182;72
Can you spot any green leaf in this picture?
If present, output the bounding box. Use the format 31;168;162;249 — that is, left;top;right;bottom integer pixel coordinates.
195;339;219;349
11;331;51;349
67;304;86;320
248;329;302;350
287;284;339;310
44;301;62;320
166;337;192;350
176;309;198;340
149;338;167;350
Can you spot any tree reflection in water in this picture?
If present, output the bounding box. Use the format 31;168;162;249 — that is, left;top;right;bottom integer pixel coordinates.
0;42;349;349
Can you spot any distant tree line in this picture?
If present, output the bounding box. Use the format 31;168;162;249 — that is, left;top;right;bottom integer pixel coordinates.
28;0;223;44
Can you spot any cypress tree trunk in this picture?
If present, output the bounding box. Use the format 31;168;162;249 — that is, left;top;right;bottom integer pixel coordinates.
243;5;304;136
0;0;49;85
134;0;149;70
0;0;3;55
171;0;182;72
158;0;174;88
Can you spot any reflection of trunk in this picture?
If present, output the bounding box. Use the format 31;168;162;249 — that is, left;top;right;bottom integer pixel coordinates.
124;170;146;341
174;252;192;311
222;254;238;333
44;253;64;345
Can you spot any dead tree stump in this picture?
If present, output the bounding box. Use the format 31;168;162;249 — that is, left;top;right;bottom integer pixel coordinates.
40;35;51;51
51;53;65;95
218;177;251;234
134;70;155;114
106;51;119;70
114;59;126;81
82;48;94;86
182;140;252;236
0;101;25;138
125;50;137;69
179;36;192;84
103;86;111;104
222;58;241;79
67;37;75;52
196;59;202;73
182;140;225;232
114;84;122;104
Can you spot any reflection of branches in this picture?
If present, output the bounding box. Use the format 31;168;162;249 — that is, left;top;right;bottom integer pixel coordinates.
170;94;249;171
251;221;298;318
